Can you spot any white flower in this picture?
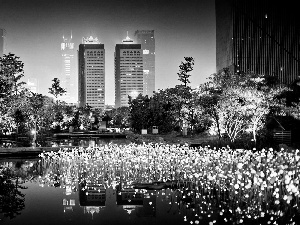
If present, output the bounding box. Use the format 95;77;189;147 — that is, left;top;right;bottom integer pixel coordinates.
237;163;243;169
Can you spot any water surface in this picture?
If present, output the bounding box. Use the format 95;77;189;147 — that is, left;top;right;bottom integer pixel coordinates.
1;145;300;225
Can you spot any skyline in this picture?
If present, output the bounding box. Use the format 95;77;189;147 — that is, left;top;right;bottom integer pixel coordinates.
0;0;216;105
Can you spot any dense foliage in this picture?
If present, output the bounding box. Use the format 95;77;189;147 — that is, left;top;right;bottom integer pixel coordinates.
1;53;300;148
0;54;108;145
128;60;299;148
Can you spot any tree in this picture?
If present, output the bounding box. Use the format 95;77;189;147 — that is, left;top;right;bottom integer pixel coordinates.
48;78;66;100
177;57;194;87
12;109;26;135
198;91;222;139
216;88;248;143
105;107;130;129
236;85;287;143
0;53;26;97
25;92;45;146
48;78;67;132
128;94;151;132
69;104;92;131
0;54;27;134
128;58;197;134
204;69;287;144
148;92;176;133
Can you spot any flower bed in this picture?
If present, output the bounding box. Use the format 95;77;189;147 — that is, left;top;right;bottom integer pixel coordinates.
38;143;300;224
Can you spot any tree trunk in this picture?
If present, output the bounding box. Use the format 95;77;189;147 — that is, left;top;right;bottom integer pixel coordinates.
213;109;221;140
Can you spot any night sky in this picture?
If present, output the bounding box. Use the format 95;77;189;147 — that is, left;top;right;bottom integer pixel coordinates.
0;0;216;105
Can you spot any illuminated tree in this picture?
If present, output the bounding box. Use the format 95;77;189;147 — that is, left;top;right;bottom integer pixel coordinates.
237;85;287;143
216;88;248;142
204;69;287;144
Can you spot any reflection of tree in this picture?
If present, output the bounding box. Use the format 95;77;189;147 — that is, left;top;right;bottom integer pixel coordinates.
0;168;27;219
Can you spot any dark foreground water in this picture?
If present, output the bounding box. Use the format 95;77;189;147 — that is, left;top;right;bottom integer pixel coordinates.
0;158;211;225
1;145;300;225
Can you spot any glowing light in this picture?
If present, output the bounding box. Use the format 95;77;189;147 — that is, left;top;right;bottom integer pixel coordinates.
130;90;139;99
122;31;133;43
34;143;300;224
82;36;100;44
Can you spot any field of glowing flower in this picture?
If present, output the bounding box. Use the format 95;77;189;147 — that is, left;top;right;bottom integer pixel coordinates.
37;143;300;224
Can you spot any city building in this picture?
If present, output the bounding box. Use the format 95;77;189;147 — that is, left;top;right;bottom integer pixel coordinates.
61;33;77;104
216;0;300;84
134;30;155;96
0;28;6;57
115;34;143;107
78;36;105;109
25;78;39;93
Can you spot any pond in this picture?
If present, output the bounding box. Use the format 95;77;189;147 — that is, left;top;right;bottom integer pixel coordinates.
0;137;131;148
1;144;300;225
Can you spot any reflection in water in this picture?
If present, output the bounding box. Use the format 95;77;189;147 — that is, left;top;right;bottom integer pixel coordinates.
0;161;29;220
0;137;131;148
51;137;131;148
1;144;300;224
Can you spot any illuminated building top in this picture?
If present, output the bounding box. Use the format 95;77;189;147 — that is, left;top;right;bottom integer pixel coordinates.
122;31;133;43
61;42;74;50
82;36;100;44
61;33;74;50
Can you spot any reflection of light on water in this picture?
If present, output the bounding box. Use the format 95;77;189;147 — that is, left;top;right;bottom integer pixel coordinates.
51;138;131;148
26;144;300;224
84;206;105;219
123;205;141;214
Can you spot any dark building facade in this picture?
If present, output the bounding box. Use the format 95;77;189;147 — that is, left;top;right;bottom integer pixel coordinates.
216;0;300;84
115;35;143;108
78;36;105;109
134;30;155;97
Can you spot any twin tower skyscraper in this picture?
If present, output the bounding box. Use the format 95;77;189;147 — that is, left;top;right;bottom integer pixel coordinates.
61;30;155;109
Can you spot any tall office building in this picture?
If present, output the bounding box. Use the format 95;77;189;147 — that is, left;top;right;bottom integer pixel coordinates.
78;36;105;109
115;34;143;108
216;0;300;84
61;33;77;104
134;30;155;96
0;28;6;57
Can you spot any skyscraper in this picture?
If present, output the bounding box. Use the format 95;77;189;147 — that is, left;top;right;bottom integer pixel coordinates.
115;34;143;108
216;0;300;84
61;33;77;104
134;30;155;96
78;36;105;109
0;28;6;57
